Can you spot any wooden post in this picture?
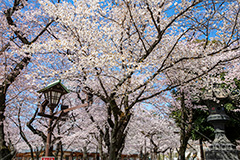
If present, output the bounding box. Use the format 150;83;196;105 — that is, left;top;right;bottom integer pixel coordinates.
45;108;54;156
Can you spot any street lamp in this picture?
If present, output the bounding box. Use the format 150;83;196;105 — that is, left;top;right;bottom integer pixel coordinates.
37;80;69;157
38;80;69;109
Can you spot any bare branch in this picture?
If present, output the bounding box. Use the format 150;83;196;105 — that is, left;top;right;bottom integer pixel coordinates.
97;75;110;99
145;1;160;33
227;7;240;45
17;107;34;159
137;55;240;102
0;43;10;56
138;0;202;63
131;28;191;94
125;1;148;53
27;108;47;142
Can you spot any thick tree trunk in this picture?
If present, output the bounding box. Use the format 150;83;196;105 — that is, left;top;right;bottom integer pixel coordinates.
179;131;189;160
108;128;126;160
107;131;126;160
107;112;130;160
108;144;118;160
0;43;11;159
0;92;12;159
179;92;187;160
179;137;188;160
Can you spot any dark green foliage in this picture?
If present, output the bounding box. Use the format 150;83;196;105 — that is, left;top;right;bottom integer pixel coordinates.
225;107;240;144
170;108;215;142
190;109;214;141
191;78;240;143
224;79;240;144
171;106;240;144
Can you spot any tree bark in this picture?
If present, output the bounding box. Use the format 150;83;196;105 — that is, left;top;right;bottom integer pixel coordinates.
179;92;187;160
108;126;126;160
83;146;88;160
169;148;173;160
179;136;188;160
107;104;131;160
199;138;205;160
178;92;193;160
0;92;12;159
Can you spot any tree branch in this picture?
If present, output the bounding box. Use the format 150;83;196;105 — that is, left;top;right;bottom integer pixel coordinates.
27;108;47;142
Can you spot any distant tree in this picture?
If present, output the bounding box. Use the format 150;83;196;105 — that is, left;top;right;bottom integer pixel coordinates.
125;105;179;159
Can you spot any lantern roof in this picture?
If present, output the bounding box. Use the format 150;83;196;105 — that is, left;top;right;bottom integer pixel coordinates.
37;80;70;94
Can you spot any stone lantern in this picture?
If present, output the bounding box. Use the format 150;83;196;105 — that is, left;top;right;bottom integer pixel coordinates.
198;84;240;160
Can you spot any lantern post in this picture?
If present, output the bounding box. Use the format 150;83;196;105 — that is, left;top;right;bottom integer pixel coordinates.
37;80;69;157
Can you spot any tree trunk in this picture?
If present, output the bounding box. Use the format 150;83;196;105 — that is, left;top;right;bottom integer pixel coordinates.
169;148;173;160
179;136;188;160
178;92;193;160
108;129;125;160
107;117;130;160
104;98;132;160
83;146;88;160
0;92;12;160
108;143;118;160
199;138;205;160
179;92;187;160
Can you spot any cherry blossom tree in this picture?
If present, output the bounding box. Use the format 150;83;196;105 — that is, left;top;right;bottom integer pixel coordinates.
60;92;109;159
30;0;240;159
0;0;63;158
2;0;239;159
56;96;178;160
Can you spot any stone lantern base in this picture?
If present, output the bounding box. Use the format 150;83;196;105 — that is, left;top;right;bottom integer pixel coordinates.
205;114;240;160
205;142;240;160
